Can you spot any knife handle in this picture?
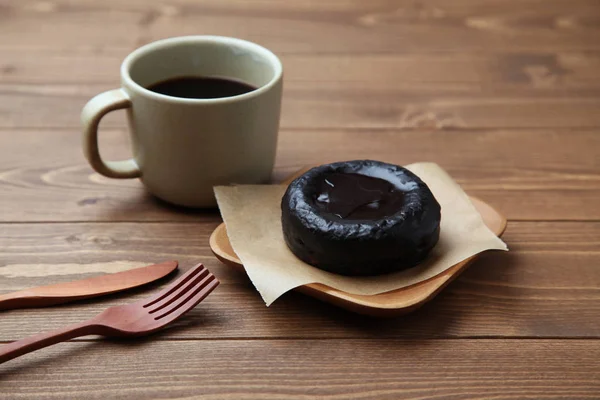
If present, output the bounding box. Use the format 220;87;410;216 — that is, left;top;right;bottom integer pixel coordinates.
0;291;89;311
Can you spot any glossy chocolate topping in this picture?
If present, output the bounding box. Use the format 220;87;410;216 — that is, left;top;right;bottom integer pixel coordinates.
314;173;406;220
282;160;442;276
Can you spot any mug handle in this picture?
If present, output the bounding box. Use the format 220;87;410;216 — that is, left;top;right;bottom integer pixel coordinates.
81;89;141;179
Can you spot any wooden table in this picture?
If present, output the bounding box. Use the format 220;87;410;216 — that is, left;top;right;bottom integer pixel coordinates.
1;1;599;398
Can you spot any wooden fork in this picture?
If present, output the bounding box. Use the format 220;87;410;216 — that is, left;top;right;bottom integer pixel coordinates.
0;264;219;364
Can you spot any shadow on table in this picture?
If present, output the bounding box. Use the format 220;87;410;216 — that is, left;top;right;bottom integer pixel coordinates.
266;250;520;340
90;190;222;221
0;340;101;377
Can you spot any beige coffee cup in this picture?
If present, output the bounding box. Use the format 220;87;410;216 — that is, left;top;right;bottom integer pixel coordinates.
81;36;283;207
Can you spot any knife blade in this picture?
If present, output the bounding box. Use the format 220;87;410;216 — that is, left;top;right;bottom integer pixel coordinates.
0;261;178;311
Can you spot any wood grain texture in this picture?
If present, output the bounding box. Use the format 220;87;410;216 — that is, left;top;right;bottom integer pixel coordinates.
3;49;600;130
1;0;599;397
1;3;600;130
1;339;599;399
1;0;600;53
3;49;600;92
0;221;598;339
2;83;600;129
0;128;599;221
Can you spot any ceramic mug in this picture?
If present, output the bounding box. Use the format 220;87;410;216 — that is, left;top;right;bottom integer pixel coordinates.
81;36;283;207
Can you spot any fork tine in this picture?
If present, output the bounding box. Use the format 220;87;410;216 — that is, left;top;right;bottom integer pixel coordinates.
143;264;206;308
153;273;219;322
147;268;211;314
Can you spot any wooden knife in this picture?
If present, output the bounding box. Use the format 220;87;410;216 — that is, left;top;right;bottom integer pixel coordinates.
0;261;178;311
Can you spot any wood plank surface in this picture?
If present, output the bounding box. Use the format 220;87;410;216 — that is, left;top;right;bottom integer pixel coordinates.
0;128;598;221
2;83;600;129
0;222;598;340
1;0;599;398
4;49;600;92
2;2;600;131
1;339;599;399
1;0;600;53
3;55;600;130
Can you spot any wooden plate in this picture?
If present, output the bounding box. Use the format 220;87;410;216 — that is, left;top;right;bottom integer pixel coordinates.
209;168;507;317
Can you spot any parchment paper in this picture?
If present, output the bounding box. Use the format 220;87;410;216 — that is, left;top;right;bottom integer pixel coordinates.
215;162;507;306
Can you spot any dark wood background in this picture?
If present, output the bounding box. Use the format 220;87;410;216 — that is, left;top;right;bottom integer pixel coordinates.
0;0;599;398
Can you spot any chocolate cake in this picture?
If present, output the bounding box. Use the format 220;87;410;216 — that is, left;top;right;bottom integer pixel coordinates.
281;160;441;276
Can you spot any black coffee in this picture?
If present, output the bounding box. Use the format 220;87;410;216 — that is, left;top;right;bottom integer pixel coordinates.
146;76;257;99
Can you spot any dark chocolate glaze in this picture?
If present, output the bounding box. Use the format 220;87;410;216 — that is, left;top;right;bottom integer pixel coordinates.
281;160;441;276
315;173;406;220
